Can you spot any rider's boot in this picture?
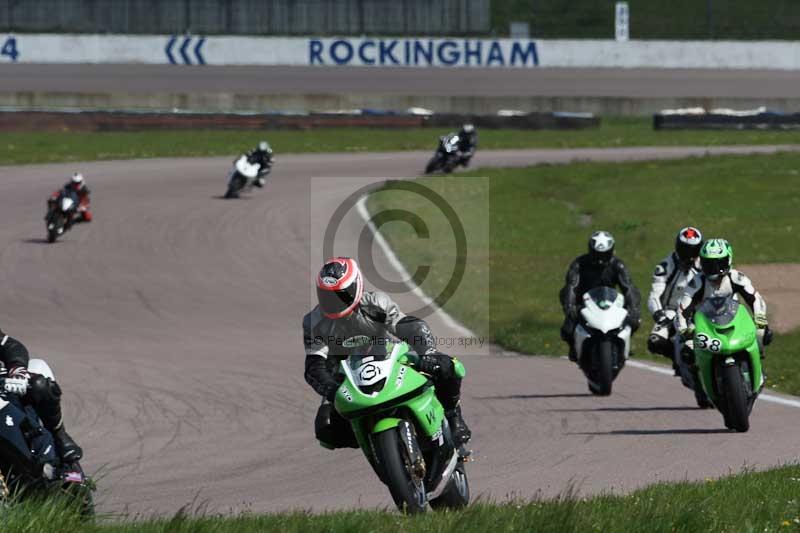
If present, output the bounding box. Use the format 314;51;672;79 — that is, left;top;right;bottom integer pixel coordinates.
445;405;472;447
52;423;84;463
28;375;83;462
437;376;472;447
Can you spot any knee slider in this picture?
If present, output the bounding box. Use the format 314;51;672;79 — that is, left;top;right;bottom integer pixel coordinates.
28;375;61;404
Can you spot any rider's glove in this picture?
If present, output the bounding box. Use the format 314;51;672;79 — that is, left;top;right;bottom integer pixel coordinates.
763;326;774;347
416;355;442;377
416;352;454;381
4;367;30;395
679;325;695;341
652;310;670;327
755;313;769;329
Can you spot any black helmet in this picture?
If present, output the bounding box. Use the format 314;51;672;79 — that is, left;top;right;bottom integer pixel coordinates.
675;226;703;266
588;231;615;265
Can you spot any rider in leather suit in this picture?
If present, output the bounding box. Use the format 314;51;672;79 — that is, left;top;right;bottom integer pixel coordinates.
646;227;703;364
303;257;471;448
0;331;83;462
559;231;642;361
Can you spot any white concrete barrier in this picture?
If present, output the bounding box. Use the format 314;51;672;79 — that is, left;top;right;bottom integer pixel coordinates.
2;33;800;69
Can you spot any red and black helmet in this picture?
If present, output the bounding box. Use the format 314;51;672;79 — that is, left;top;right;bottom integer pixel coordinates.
675;226;703;265
316;257;363;319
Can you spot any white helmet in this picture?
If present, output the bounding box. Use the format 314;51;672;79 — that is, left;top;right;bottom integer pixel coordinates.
588;230;615;264
461;124;475;134
71;173;84;185
258;141;272;153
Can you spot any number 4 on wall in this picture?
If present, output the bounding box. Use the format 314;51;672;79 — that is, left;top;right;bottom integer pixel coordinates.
2;37;19;62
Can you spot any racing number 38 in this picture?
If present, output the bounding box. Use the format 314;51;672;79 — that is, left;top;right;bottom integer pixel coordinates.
696;333;722;353
2;37;19;62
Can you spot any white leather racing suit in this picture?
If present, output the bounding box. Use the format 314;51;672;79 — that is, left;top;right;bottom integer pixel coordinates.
676;269;768;336
646;253;699;356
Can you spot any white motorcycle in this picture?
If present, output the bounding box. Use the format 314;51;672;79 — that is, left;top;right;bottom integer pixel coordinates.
424;134;462;174
573;286;632;395
224;155;268;199
45;192;77;243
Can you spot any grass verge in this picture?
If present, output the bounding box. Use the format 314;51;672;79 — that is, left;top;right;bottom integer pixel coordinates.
22;464;800;532
367;152;800;394
4;118;800;165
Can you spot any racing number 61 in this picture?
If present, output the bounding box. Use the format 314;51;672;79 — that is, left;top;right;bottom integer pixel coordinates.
1;37;19;62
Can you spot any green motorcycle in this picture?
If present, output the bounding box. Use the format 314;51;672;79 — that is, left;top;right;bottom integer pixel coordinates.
327;338;469;513
693;295;765;432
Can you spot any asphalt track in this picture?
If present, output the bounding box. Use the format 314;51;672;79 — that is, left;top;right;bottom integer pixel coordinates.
2;145;799;517
3;64;800;98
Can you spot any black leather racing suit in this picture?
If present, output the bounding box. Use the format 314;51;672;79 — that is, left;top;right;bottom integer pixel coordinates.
0;332;81;460
245;149;273;187
457;132;477;165
246;149;272;171
559;254;642;347
303;290;463;447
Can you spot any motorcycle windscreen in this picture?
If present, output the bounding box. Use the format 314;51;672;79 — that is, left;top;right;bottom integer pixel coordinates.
346;339;393;394
697;296;739;326
235;156;260;178
585;286;623;309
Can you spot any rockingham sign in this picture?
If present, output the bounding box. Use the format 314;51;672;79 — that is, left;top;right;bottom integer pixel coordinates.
308;38;539;67
3;34;800;69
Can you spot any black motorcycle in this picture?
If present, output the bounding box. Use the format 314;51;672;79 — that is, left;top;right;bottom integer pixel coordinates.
0;376;93;515
224;155;270;199
424;134;463;175
45;191;78;243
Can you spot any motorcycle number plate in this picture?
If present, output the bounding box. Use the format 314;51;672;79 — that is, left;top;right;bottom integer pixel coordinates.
357;363;383;385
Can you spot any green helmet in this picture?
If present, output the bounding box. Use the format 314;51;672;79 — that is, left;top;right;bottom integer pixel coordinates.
699;238;733;280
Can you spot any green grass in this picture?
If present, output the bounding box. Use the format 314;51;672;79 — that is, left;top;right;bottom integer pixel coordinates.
492;0;800;40
4;118;800;165
18;464;800;532
368;152;800;394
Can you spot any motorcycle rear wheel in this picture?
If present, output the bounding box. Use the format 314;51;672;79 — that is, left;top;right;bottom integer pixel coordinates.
224;175;246;198
375;428;427;514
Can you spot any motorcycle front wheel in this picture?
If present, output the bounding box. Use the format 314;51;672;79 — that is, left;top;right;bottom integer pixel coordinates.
424;156;440;175
374;428;427;514
720;362;751;432
589;340;614;396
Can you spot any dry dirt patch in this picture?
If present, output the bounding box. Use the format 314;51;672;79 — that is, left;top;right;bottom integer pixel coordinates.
740;263;800;333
